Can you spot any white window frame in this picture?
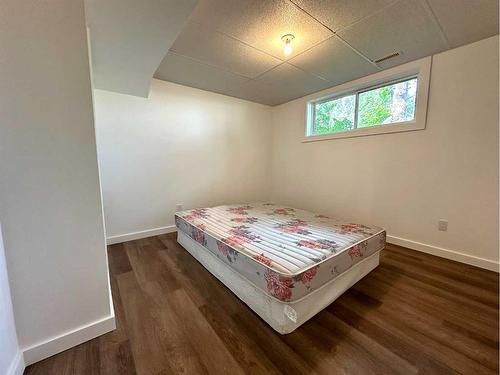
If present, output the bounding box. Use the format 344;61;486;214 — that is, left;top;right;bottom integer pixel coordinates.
304;56;432;142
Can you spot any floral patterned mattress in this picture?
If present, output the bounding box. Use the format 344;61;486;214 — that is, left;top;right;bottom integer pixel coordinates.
175;203;385;302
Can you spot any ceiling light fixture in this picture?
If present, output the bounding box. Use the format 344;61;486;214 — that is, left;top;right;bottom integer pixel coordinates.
282;34;295;56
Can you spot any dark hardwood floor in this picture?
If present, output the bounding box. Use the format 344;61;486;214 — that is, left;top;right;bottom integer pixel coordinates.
25;232;499;374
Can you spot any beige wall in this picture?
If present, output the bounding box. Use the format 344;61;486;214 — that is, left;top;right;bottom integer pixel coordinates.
270;36;499;269
0;0;112;362
94;79;273;239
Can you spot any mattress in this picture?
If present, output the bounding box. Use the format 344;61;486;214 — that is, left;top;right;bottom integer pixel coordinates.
175;203;385;303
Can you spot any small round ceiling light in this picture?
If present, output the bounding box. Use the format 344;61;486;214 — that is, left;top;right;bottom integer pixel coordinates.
281;34;295;56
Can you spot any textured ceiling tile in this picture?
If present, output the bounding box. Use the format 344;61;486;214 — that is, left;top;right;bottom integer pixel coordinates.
427;0;499;48
252;63;333;104
154;52;249;97
255;63;329;87
235;81;286;106
289;36;379;85
155;56;330;106
238;80;315;106
338;0;448;69
292;0;395;31
170;21;282;78
187;0;333;59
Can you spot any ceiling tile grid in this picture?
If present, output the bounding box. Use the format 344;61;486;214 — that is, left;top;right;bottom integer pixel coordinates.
288;35;379;85
169;21;282;78
154;0;499;106
426;0;499;48
290;0;397;31
155;52;250;97
337;0;449;69
186;0;334;59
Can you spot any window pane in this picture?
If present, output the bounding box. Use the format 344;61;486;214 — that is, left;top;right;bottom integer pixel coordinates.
357;78;417;128
314;95;355;134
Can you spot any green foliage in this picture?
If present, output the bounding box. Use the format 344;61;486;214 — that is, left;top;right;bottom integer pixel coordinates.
314;95;355;134
357;86;392;128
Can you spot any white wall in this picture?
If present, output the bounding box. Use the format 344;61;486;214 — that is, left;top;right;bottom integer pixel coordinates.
0;0;113;364
0;225;23;375
270;36;499;270
94;79;273;240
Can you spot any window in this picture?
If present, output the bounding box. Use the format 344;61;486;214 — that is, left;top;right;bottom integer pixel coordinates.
305;57;431;141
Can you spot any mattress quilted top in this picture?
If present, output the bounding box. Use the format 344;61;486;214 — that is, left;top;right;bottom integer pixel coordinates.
175;203;384;275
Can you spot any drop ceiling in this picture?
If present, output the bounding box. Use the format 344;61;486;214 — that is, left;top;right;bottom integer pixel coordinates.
154;0;499;106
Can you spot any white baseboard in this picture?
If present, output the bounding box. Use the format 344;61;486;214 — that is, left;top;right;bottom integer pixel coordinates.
106;227;499;271
106;225;177;245
6;351;25;375
387;235;499;272
22;314;116;366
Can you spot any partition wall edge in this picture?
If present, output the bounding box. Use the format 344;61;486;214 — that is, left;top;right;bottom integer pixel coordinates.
0;0;115;366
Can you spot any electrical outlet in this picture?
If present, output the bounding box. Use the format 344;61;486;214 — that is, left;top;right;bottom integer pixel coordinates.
175;204;183;212
438;219;448;231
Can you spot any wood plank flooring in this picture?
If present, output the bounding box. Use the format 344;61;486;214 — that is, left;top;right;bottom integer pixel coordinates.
25;232;499;374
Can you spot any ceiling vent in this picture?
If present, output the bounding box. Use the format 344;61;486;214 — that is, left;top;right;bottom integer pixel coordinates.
373;51;401;64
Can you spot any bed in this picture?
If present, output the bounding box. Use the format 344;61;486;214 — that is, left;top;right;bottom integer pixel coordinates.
175;203;386;334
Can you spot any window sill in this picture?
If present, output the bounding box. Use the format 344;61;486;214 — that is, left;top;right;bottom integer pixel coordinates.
302;121;425;142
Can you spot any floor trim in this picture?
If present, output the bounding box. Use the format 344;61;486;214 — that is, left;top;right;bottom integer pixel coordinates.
106;225;177;245
387;235;499;272
22;315;116;366
7;351;25;375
